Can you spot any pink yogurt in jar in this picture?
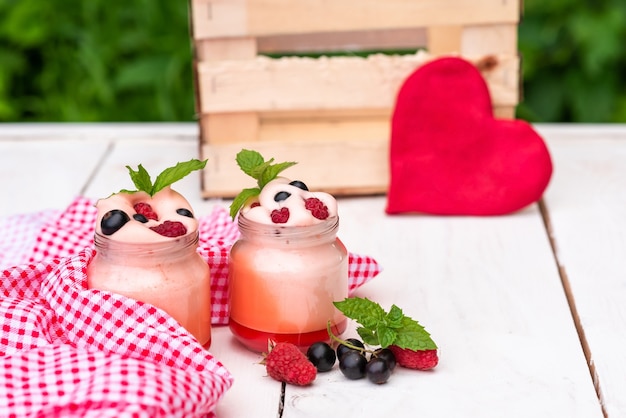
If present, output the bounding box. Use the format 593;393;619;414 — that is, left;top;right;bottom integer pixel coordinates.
87;187;212;348
228;178;348;352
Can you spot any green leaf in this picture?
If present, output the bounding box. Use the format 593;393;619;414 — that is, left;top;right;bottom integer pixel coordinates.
377;325;397;348
335;296;438;351
125;164;152;193
230;149;298;218
391;316;438;351
229;187;261;219
122;159;207;196
385;305;404;328
356;327;378;346
249;159;274;184
333;297;386;329
236;149;265;177
258;161;297;189
151;159;207;195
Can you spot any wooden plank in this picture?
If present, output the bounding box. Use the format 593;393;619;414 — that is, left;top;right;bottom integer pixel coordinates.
194;37;257;62
200;112;260;144
192;0;520;38
281;197;603;417
196;53;519;114
461;23;519;56
190;0;247;39
0;137;109;216
201;138;389;197
540;125;626;418
208;327;283;417
427;25;463;55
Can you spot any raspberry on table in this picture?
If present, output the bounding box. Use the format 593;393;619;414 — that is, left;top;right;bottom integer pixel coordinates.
264;342;317;386
134;202;158;221
304;198;329;220
149;221;187;237
388;346;438;371
271;207;290;223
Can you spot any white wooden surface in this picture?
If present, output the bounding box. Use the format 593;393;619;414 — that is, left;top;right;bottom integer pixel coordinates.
1;123;621;417
538;125;626;418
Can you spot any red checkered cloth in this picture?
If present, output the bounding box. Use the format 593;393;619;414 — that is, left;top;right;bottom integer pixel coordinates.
0;197;382;417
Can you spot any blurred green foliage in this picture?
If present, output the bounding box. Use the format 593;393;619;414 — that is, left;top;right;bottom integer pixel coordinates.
518;0;626;122
0;0;195;121
0;1;625;122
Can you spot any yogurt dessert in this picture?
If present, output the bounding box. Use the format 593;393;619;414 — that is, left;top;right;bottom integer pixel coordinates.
87;160;212;348
228;150;348;352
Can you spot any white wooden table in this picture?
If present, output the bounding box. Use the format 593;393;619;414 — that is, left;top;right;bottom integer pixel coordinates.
0;123;623;417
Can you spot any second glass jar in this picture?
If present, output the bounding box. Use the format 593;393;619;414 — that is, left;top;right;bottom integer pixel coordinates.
228;214;348;352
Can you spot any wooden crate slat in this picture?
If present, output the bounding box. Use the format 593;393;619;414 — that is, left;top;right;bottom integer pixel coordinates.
427;25;463;55
201;137;389;198
192;0;520;39
461;23;518;55
196;53;519;114
195;37;257;62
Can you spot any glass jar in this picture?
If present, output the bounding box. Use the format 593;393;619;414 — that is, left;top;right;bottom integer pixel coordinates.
228;214;348;352
87;231;212;348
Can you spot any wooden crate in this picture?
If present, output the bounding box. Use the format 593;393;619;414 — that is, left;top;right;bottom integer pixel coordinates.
190;0;521;198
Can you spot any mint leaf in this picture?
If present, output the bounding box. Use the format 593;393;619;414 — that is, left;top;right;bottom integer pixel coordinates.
333;297;386;329
122;159;207;197
356;327;378;345
229;187;260;219
236;149;265;176
385;305;404;329
377;325;397;348
152;159;207;196
259;161;297;189
334;296;437;351
229;149;297;219
126;164;153;193
390;316;437;350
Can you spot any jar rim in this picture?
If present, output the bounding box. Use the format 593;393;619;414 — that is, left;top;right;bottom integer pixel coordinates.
93;230;200;256
237;213;339;238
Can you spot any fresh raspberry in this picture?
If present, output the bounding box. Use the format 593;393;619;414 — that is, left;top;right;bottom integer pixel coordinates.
134;202;158;221
271;207;290;223
149;221;187;237
304;198;329;220
250;201;261;208
264;342;317;386
388;346;438;370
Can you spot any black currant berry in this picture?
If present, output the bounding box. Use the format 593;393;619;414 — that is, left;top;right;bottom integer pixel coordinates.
289;180;309;191
306;342;336;372
133;213;148;223
372;348;397;371
176;208;194;218
339;351;367;380
366;357;391;384
274;191;291;202
101;210;130;235
336;338;365;360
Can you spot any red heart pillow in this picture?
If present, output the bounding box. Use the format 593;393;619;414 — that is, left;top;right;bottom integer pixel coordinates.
385;57;552;215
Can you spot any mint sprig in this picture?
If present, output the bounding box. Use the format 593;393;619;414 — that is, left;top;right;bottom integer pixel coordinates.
229;149;297;219
120;159;207;197
333;297;437;351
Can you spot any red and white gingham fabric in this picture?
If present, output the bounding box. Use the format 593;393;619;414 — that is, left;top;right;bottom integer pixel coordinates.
0;196;381;417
